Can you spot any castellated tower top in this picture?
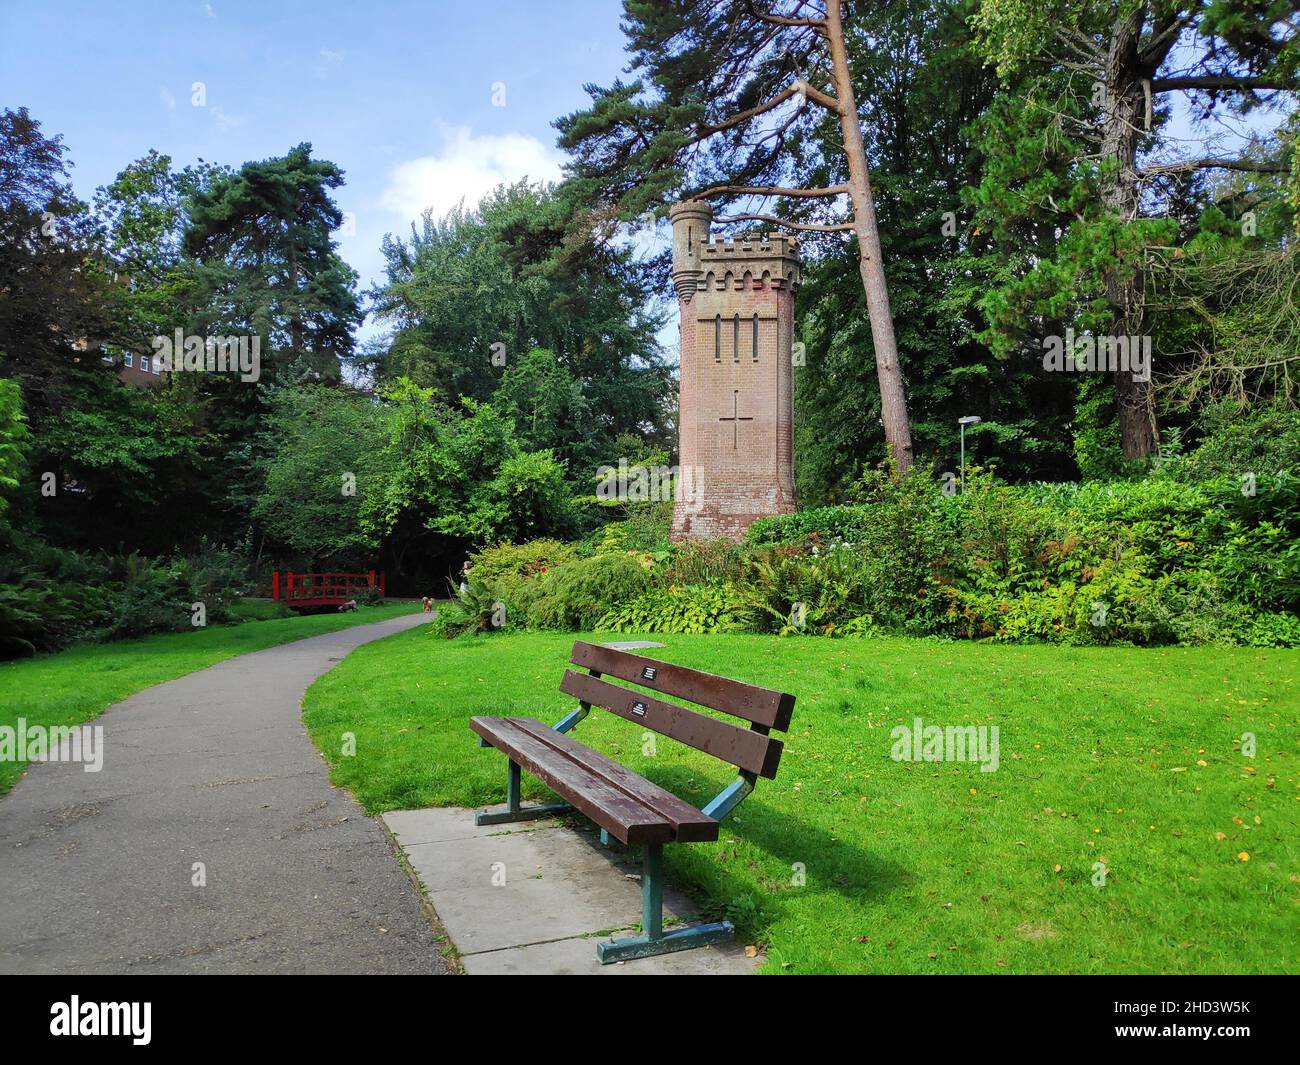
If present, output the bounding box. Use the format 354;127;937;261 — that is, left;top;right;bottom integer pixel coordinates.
669;199;801;303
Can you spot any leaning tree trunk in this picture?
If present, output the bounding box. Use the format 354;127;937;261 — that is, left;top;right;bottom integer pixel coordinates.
825;1;915;474
1100;9;1158;460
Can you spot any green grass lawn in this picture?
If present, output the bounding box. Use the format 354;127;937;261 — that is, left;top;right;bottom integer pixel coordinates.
303;628;1299;974
0;601;421;796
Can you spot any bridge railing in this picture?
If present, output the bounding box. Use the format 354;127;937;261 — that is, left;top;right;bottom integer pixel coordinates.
271;570;385;604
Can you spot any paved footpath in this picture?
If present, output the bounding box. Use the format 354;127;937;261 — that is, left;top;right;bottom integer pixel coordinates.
0;613;446;975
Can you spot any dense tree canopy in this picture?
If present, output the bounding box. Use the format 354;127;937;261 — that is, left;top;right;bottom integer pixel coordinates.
368;181;671;460
0;0;1295;625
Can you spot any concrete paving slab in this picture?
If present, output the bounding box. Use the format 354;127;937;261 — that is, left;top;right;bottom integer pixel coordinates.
383;806;759;974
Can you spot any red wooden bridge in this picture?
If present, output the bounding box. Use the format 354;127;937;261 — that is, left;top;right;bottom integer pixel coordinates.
271;570;385;609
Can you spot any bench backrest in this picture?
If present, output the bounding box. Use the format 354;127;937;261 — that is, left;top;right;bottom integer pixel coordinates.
560;641;795;779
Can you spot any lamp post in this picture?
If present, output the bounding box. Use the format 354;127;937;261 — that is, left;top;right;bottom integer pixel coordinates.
958;416;981;493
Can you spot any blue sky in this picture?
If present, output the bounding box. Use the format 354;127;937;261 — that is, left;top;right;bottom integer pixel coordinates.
0;0;630;331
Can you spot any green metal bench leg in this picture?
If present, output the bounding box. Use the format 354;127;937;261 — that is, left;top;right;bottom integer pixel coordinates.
643;842;663;939
596;843;734;963
475;758;574;826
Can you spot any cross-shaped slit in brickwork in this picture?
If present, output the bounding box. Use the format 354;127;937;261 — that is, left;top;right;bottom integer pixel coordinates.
718;389;753;449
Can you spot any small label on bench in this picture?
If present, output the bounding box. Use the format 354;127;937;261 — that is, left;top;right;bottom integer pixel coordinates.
641;666;657;681
631;701;648;717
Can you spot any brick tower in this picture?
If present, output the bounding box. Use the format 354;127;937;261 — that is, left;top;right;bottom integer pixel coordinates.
669;199;799;541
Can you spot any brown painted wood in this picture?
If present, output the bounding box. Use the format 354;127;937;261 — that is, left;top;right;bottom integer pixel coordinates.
559;671;785;779
470;716;673;844
509;718;720;842
569;641;795;731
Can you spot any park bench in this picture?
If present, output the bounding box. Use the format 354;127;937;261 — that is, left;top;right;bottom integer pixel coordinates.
471;640;795;963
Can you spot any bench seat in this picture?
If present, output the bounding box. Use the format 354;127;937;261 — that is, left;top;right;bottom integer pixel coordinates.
469;715;720;845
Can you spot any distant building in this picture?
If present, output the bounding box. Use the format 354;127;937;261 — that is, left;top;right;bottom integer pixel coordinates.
117;348;165;390
81;339;166;390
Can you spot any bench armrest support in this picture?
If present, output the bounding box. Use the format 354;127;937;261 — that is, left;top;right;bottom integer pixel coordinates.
701;772;756;821
553;703;589;734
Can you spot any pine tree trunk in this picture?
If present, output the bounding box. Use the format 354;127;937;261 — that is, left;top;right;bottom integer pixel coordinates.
1100;10;1158;460
825;1;915;474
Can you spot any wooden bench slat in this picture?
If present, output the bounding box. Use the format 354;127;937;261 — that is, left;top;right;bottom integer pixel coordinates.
569;641;795;731
469;716;674;845
508;718;720;843
559;670;785;779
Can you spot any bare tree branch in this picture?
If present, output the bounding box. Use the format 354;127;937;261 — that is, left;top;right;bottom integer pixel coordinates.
692;183;848;199
714;212;854;232
1138;157;1289;176
1139;13;1196;67
744;1;826;29
1150;75;1294;93
696;78;840;138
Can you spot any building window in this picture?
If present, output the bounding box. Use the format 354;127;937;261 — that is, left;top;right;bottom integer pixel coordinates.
732;314;740;363
124;353;133;368
713;315;721;362
140;354;149;373
752;314;760;362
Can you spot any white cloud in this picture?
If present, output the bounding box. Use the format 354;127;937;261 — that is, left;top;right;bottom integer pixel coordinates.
160;87;176;111
210;105;242;131
203;3;215;17
378;126;563;222
320;48;344;63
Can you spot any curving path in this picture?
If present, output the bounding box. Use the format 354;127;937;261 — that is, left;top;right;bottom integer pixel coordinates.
0;612;446;974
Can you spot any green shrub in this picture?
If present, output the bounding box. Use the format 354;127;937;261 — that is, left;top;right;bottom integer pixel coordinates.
1241;610;1300;647
0;538;121;656
469;540;582;584
1160;401;1300;485
586;504;672;554
101;554;203;640
428;576;509;639
521;552;652;630
0;534;254;656
747;505;872;546
428;458;1298;647
658;538;743;586
598;583;737;634
728;547;869;635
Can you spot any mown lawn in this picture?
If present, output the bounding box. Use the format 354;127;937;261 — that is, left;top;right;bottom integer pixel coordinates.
303;628;1299;974
0;601;421;795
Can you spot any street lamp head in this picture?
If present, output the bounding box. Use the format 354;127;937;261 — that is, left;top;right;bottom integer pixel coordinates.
958;415;982;426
